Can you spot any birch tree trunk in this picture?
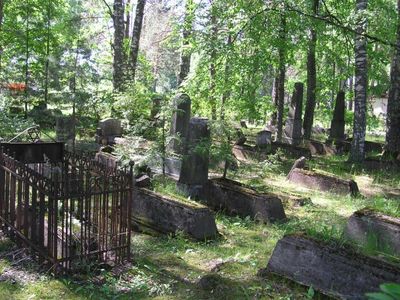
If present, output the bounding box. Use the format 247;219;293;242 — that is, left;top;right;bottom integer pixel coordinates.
385;0;400;156
276;11;287;142
178;0;194;86
129;0;146;82
113;0;125;91
350;0;368;162
303;0;319;140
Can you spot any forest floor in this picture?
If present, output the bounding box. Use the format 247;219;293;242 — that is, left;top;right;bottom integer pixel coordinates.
0;151;399;300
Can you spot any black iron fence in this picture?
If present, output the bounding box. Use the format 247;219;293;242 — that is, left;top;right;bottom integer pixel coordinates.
0;146;133;272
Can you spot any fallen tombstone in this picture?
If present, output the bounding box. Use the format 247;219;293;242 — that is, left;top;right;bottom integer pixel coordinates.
202;178;286;223
345;208;400;256
132;188;218;240
271;142;312;159
362;157;400;171
305;139;336;156
287;168;359;196
94;150;119;169
264;234;400;299
232;144;268;162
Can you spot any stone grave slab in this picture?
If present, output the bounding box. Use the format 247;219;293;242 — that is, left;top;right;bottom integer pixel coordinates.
345;208;400;256
265;234;400;299
132;188;218;240
202;178;286;223
287;168;359;196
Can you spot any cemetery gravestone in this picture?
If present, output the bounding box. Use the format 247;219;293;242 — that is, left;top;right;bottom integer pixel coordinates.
256;130;272;148
169;93;191;153
284;82;304;146
329;91;346;141
55;116;75;143
178;117;210;197
95;118;123;145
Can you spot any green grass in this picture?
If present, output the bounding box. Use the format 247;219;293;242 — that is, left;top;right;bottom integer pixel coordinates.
0;151;399;299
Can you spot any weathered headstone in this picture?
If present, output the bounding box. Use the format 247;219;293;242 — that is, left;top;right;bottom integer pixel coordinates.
55;116;75;143
169;93;191;153
132;188;218;240
202;178;286;223
150;96;162;120
234;127;247;146
95;118;122;145
178;117;210;197
345;208;400;256
284;82;304;145
287;168;359;196
265;234;400;299
256;130;272;148
329;91;346;141
287;156;307;178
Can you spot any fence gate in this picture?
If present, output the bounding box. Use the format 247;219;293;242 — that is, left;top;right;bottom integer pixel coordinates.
0;143;133;272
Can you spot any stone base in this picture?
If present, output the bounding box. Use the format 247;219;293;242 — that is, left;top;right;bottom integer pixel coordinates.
132;188;218;240
202;178;286;223
265;234;400;299
287;168;359;196
345;208;400;256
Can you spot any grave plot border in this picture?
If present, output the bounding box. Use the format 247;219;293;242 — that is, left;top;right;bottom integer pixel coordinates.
0;146;133;273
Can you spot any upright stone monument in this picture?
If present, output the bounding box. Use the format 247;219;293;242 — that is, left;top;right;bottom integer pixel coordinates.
95;118;123;145
150;96;162;121
284;82;304;146
178;117;210;197
256;130;272;148
329;91;346;141
169;93;191;153
55;116;75;143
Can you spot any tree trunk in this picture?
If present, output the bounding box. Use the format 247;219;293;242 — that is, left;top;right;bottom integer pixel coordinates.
178;0;194;86
0;0;4;73
125;0;131;39
129;0;146;82
220;34;232;120
348;76;354;110
350;0;368;162
24;1;30;119
43;0;51;109
209;2;217;120
303;0;319;140
276;12;287;142
113;0;125;91
385;0;400;156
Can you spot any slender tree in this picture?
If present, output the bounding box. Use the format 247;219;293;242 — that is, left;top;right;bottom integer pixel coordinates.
303;0;319;140
350;0;368;162
43;0;51;108
178;0;195;86
113;0;125;91
209;0;217;120
0;0;5;72
129;0;146;82
385;0;400;157
24;0;30;119
276;10;287;142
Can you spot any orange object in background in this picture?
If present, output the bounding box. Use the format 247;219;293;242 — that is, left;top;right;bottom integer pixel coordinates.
6;83;26;92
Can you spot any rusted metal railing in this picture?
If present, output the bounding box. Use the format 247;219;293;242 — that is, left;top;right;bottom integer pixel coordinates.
0;148;133;272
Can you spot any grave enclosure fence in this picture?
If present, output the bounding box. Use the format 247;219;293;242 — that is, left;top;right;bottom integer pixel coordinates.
0;147;133;272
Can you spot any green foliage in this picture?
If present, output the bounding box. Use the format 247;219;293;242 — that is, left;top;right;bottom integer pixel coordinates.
366;284;400;300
